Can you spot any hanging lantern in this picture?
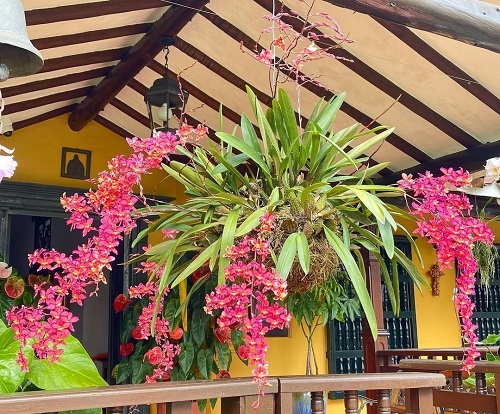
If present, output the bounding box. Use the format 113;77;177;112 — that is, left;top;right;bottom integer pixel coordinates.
0;0;44;81
144;36;188;135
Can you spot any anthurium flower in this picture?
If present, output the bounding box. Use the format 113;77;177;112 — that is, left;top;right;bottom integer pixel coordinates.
119;343;134;357
168;326;183;340
113;294;131;312
131;326;143;340
0;262;12;278
4;276;24;298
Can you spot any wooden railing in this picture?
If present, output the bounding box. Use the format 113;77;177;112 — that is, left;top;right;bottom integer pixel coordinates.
400;359;500;413
0;373;445;414
377;346;500;372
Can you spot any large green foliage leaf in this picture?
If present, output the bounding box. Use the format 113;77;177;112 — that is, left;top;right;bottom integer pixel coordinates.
0;323;29;393
27;335;107;390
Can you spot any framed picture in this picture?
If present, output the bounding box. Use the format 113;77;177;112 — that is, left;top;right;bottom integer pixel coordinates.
61;147;91;180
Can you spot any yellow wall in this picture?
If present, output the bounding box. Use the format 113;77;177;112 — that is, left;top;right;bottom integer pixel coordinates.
7;114;183;200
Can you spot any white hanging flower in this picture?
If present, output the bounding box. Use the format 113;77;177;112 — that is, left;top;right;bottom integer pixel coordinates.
484;157;500;184
0;144;17;182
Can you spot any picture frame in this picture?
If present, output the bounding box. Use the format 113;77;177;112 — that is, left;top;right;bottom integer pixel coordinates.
61;147;91;180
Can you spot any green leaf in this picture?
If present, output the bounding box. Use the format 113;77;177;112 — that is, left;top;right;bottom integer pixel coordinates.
115;362;131;384
27;335;107;390
296;232;310;274
192;308;210;347
377;218;394;259
216;132;271;180
277;88;299;145
324;227;377;339
235;207;267;237
240;114;261;153
0;326;29;393
276;233;299;280
197;349;214;379
129;355;152;384
218;207;240;285
179;342;195;374
171;242;220;288
214;340;231;370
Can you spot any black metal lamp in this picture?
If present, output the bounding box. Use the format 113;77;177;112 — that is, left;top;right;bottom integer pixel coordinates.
144;36;188;135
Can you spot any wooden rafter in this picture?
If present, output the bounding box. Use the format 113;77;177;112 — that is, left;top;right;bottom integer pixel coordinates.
254;0;481;149
13;104;78;131
375;19;500;115
3;87;93;115
375;140;500;185
322;0;500;54
2;67;112;98
32;24;152;51
200;8;427;166
25;0;166;26
41;49;128;73
68;0;211;132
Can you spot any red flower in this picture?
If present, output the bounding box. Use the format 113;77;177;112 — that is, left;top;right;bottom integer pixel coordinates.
119;343;134;357
216;370;231;379
237;345;250;360
114;294;131;312
131;326;142;340
144;346;163;365
169;326;183;340
192;266;210;283
4;277;25;299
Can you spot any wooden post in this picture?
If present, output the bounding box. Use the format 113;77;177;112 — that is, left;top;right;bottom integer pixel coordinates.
361;247;390;414
405;387;434;413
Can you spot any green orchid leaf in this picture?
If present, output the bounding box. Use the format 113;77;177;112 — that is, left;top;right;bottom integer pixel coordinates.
27;335;107;390
324;227;377;339
346;127;395;160
218;207;240;285
241;114;262;154
277;88;299;145
296;232;310;275
172;241;221;288
209;148;252;191
276;233;299;280
377;218;394;259
215;133;269;178
349;188;386;224
393;247;428;292
315;92;345;135
235;207;267;238
211;154;250;175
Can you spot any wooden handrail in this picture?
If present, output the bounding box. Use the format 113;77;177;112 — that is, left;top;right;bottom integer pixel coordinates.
0;373;445;414
377;346;499;359
0;378;277;414
399;359;500;374
398;358;500;413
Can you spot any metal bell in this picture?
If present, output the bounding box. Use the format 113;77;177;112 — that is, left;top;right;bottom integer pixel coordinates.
0;0;43;79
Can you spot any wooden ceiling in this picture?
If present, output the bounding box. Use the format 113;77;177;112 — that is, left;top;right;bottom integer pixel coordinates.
1;0;500;183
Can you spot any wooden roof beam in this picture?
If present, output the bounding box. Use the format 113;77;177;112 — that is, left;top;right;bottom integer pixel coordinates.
375;140;500;185
323;0;500;54
68;0;210;132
